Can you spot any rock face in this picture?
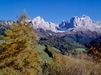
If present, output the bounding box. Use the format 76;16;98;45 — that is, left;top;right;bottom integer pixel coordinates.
57;20;73;31
70;15;101;32
31;16;59;32
70;15;92;27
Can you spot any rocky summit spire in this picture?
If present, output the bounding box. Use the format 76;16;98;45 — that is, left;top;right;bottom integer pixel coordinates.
70;15;92;27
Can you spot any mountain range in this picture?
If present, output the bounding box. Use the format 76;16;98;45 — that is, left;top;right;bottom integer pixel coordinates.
31;15;101;33
0;15;101;33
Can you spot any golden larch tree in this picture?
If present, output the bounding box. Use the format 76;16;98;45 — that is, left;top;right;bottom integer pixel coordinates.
0;12;43;74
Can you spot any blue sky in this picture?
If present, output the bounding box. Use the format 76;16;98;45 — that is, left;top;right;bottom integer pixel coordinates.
0;0;101;23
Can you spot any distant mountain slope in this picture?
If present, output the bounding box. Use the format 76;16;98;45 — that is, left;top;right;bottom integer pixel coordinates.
38;36;85;53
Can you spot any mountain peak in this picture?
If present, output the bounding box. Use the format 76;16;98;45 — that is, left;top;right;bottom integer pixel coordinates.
70;15;93;28
31;16;59;32
81;15;91;20
32;16;44;21
81;14;88;17
35;16;41;19
32;16;44;23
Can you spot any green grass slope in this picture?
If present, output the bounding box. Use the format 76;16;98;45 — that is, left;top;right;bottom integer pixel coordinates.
36;45;52;62
0;40;5;44
74;48;86;52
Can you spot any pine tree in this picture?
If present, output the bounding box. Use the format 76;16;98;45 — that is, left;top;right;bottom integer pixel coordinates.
0;12;43;74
